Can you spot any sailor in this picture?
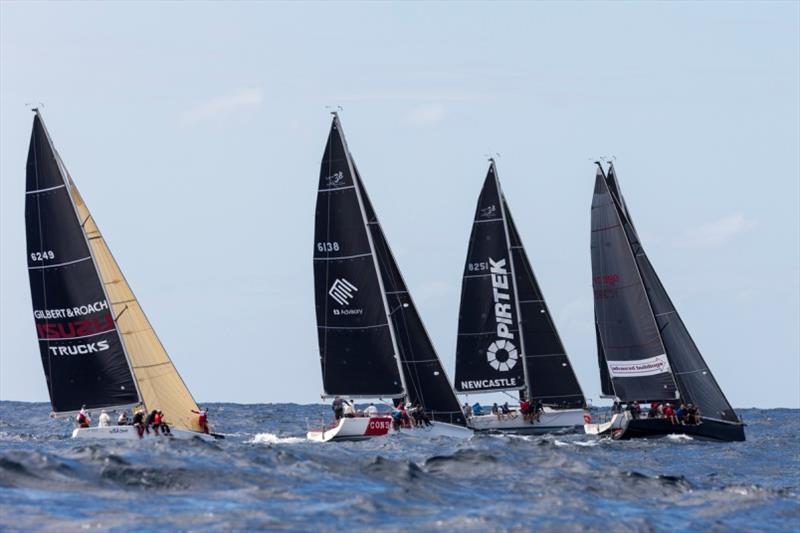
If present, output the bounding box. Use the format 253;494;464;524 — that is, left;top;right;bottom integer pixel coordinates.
648;402;659;418
675;403;687;424
364;403;378;417
98;410;110;427
631;401;642;419
132;409;145;438
192;407;210;433
532;399;543;422
472;402;484;416
663;403;677;425
117;411;130;425
145;409;158;435
331;397;344;420
412;402;431;427
501;402;514;419
520;399;531;421
76;405;91;428
463;402;473;418
343;400;356;418
152;409;162;436
156;410;171;435
492;403;502;420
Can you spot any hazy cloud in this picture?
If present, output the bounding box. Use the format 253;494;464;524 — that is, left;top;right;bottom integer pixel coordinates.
681;214;757;248
404;103;446;126
181;88;263;124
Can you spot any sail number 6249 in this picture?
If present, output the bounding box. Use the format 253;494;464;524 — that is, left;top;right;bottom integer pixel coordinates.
30;251;55;261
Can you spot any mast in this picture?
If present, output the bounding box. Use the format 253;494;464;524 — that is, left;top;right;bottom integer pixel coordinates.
333;113;409;399
492;160;532;399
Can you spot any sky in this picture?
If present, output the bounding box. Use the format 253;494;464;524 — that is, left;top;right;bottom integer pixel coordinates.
1;2;798;408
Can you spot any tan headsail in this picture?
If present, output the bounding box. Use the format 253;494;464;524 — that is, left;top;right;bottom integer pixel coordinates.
66;178;203;433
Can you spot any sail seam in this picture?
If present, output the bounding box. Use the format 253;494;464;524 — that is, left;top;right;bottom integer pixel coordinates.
317;323;389;330
313;252;372;261
26;184;66;195
28;256;92;270
318;184;355;192
473;217;503;223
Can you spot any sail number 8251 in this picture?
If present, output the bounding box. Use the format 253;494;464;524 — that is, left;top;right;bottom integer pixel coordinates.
317;242;340;252
30;251;55;261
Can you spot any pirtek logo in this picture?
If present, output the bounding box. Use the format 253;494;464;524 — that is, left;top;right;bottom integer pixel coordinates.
329;278;358;306
487;257;518;372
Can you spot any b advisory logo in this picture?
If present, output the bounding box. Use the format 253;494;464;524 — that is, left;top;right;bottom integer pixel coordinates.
329;278;357;306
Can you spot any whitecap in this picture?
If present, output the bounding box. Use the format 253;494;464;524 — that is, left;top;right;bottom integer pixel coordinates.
247;432;304;444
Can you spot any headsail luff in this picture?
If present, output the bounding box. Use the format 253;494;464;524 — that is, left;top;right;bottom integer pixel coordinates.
313;114;405;398
604;163;738;422
454;162;526;393
354;166;466;426
591;166;678;402
504;200;585;408
25;113;139;413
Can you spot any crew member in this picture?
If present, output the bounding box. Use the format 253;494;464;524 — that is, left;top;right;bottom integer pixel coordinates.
192;407;210;434
98;410;110;427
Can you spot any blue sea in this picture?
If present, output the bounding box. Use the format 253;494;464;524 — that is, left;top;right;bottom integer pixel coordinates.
0;402;797;532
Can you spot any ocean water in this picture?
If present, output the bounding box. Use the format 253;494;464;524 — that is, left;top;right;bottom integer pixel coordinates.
0;402;797;532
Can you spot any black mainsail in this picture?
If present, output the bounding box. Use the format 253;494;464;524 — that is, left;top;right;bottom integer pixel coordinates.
455;161;585;407
591;165;678;402
26;112;139;413
601;163;738;422
25;111;205;433
314;114;465;426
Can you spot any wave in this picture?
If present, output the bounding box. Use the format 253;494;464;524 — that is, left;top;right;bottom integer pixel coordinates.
248;432;304;445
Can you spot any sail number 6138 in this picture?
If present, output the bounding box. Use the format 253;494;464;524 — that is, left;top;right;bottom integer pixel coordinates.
317;242;340;252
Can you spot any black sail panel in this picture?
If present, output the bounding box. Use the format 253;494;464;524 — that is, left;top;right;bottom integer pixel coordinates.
454;164;525;393
355;167;466;426
595;319;615;396
504;201;585;408
313;117;404;397
591;168;677;402
607;164;738;422
25;114;139;413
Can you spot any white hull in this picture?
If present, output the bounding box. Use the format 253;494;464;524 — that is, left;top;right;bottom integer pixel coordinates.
307;416;393;443
72;425;217;442
390;421;473;439
468;408;586;434
584;412;627;436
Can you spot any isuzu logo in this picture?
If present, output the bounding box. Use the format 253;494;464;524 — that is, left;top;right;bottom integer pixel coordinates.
329;278;358;306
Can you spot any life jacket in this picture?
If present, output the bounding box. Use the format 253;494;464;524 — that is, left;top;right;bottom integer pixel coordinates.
154;413;162;425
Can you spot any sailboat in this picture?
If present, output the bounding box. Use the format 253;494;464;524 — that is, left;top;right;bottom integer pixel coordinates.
454;160;587;434
585;162;745;441
24;110;216;441
308;113;472;442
